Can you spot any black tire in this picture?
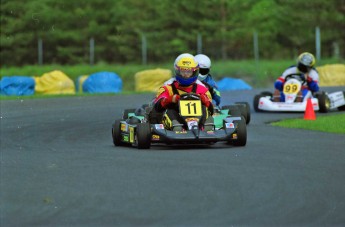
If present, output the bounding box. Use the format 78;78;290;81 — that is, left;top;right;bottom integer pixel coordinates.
315;91;330;113
222;105;242;117
112;119;124;146
260;91;273;96
338;105;345;111
253;95;264;112
231;116;247;146
235;102;251;124
122;108;136;119
136;123;151;149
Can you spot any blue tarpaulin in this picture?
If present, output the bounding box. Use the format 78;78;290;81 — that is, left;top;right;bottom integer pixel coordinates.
0;76;35;96
217;77;252;91
82;71;122;93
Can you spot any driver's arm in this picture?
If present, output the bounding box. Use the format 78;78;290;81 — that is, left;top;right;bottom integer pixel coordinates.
154;86;180;112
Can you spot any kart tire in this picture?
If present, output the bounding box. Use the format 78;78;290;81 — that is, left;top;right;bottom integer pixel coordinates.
253;95;264;112
112;119;124;146
122;108;137;119
260;91;273;96
338;105;345;111
231;116;247;146
222;105;242;117
136;123;151;149
315;91;330;113
235;102;251;124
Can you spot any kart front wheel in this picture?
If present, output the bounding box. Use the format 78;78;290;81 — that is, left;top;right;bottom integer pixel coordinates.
232;116;247;146
136;123;151;149
112;119;124;146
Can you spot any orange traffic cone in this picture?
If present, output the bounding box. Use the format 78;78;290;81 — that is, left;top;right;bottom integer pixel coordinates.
304;98;316;120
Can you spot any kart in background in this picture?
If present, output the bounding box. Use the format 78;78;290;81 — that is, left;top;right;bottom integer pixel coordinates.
253;73;345;112
112;93;247;149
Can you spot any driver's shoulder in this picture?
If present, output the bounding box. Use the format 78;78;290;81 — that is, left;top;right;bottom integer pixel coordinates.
196;83;209;93
282;66;298;77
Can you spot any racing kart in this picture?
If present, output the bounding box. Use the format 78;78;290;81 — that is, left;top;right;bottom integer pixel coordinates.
112;93;247;149
253;73;345;113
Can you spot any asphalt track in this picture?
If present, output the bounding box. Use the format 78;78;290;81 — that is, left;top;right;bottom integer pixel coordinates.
1;87;345;226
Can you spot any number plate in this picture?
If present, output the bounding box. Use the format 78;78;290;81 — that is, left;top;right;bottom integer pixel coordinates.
179;100;202;116
283;81;301;94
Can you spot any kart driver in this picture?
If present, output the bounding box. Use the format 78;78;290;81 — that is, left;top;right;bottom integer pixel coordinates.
273;52;320;102
153;54;214;131
194;54;221;106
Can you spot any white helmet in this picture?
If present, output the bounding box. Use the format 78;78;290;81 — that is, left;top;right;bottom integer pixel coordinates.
194;54;211;81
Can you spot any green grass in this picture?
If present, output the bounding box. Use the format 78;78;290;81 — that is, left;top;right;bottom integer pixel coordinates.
271;113;345;134
1;58;343;92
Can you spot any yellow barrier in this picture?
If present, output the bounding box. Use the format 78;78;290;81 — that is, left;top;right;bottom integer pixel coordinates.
317;64;345;86
135;68;172;92
33;70;76;94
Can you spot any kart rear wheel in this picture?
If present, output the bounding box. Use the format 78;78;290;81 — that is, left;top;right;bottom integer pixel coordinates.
253;95;264;112
338;105;345;111
122;108;137;119
235;102;251;124
315;91;330;113
260;91;273;96
136;123;151;149
112;119;124;146
231;116;247;146
222;105;241;117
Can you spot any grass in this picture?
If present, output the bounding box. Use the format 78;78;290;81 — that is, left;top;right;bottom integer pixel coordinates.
271;113;345;134
1;58;343;92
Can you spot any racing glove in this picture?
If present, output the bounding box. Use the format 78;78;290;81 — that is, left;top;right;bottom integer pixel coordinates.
200;93;211;108
160;94;180;108
274;80;284;91
306;76;313;83
306;78;319;92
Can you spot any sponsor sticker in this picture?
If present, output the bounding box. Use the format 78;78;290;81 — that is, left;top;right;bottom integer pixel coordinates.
120;123;127;132
155;124;165;129
129;127;134;143
225;123;235;128
152;134;160;140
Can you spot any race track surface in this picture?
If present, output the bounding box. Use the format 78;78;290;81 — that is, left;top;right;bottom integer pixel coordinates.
1;87;345;226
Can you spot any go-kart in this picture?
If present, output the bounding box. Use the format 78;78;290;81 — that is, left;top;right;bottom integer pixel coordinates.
112;93;247;149
253;73;345;113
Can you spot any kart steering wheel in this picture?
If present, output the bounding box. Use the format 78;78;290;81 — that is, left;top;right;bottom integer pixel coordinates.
285;73;306;84
179;93;200;100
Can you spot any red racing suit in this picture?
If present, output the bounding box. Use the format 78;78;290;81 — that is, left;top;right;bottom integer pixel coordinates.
153;81;213;129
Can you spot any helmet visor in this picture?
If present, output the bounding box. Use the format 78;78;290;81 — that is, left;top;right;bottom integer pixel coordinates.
199;68;210;75
297;63;311;73
177;66;198;78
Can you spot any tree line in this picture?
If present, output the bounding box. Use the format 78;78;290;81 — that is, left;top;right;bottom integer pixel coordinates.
1;0;344;66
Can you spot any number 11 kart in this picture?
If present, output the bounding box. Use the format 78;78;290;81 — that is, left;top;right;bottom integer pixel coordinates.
112;93;247;149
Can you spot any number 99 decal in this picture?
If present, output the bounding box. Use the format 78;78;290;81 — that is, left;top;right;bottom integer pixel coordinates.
283;82;301;94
